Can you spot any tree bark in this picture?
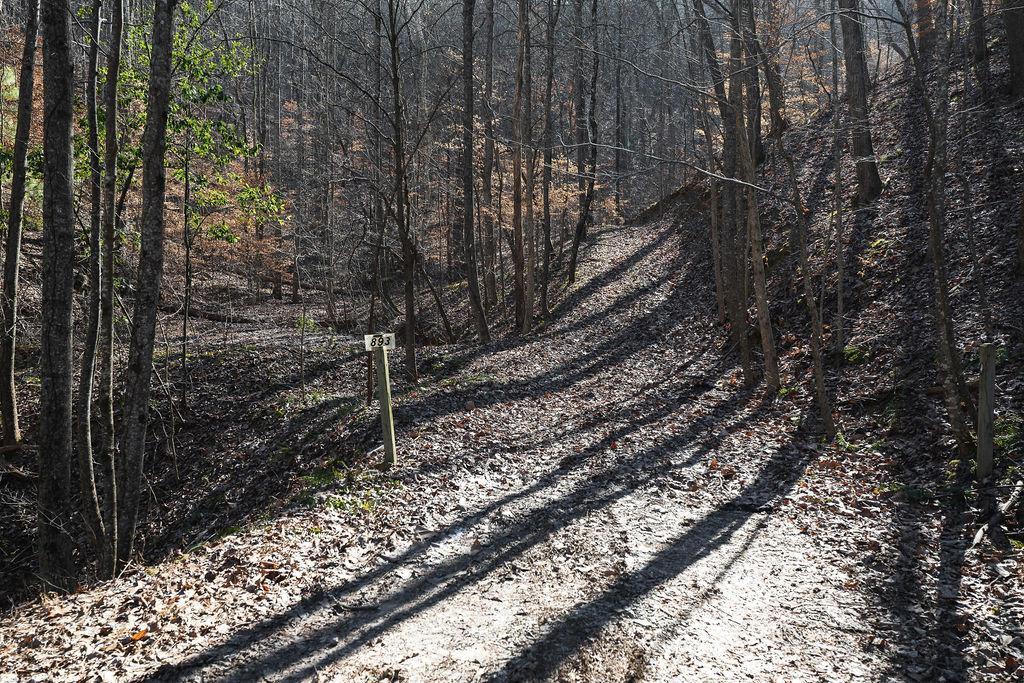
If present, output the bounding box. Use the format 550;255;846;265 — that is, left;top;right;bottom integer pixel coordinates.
0;0;38;448
76;0;108;565
512;0;528;330
541;0;561;316
115;0;178;569
38;0;78;589
522;0;536;333
386;0;418;381
1007;0;1024;99
838;0;883;204
480;0;498;307
463;0;490;343
97;0;124;571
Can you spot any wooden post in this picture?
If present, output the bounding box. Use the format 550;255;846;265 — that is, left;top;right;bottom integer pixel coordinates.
977;343;996;484
366;333;398;468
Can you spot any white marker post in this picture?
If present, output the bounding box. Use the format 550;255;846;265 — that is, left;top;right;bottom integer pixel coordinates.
365;333;397;468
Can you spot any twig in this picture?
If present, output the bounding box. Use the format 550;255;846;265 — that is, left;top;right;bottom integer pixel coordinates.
971;480;1024;550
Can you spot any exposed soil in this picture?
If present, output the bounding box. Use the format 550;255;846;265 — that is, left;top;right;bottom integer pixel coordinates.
2;61;1023;682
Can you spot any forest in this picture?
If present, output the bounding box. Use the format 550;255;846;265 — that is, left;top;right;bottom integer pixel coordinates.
0;0;1022;677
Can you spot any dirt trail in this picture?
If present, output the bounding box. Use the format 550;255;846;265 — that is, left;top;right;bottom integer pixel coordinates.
146;221;883;682
1;220;888;682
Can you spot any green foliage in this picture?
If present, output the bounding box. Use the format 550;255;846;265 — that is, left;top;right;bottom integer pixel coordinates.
995;414;1022;454
841;345;868;365
310;468;403;517
835;432;856;452
207;221;239;244
112;0;281;248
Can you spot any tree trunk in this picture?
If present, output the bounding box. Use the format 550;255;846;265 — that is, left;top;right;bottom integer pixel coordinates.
512;0;528;330
726;0;755;384
481;0;498;307
38;0;78;589
463;0;490;343
1007;0;1024;99
97;0;124;569
573;0;587;228
541;0;561;317
386;0;417;381
115;0;178;569
522;0;536;334
838;0;883;204
0;0;38;447
76;0;107;564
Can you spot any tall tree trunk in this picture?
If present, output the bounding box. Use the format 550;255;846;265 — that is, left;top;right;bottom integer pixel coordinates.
522;0;536;333
736;0;779;391
115;0;178;569
573;0;587;226
567;0;600;285
96;0;124;574
0;0;38;447
541;0;561;316
481;0;497;307
38;0;78;589
76;0;107;563
726;0;755;384
1007;0;1024;99
512;0;528;329
838;0;883;204
830;0;846;351
694;0;751;382
463;0;490;342
387;0;417;381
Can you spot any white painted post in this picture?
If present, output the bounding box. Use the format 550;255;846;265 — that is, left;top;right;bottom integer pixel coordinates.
365;333;397;468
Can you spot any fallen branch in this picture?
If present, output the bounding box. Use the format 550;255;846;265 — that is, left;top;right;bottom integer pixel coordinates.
159;303;258;324
971;479;1024;550
0;444;37;455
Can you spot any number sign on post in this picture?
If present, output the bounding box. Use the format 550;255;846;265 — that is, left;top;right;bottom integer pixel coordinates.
365;333;397;467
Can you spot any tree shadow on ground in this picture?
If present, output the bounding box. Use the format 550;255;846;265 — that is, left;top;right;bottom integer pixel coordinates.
144;354;797;681
851;65;971;682
141;221;690;570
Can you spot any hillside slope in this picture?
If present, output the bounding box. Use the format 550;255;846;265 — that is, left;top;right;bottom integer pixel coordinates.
1;193;1021;680
1;43;1022;683
0;219;882;681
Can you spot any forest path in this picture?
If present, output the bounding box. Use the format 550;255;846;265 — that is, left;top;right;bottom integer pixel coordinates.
154;220;885;681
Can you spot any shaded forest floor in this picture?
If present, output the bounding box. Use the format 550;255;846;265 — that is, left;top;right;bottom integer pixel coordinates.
2;199;1022;679
2;61;1024;681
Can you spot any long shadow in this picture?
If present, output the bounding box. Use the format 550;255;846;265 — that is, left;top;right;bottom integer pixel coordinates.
143;345;369;560
858;63;975;681
418;222;680;385
143;220;686;566
488;437;809;681
145;347;764;681
397;248;704;429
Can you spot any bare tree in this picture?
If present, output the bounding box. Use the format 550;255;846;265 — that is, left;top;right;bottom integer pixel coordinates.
38;0;78;589
838;0;882;204
463;0;490;342
0;0;38;448
115;0;179;569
